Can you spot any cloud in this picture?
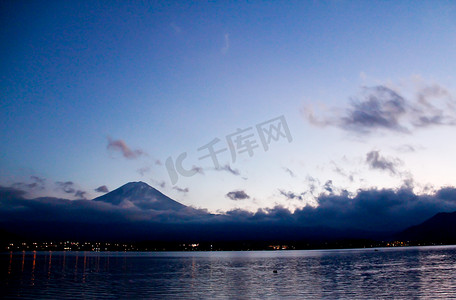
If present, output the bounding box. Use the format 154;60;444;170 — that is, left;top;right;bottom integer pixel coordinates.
395;144;418;153
0;185;210;230
151;180;166;189
279;189;304;201
283;167;296;178
436;187;456;201
295;186;456;231
173;186;189;193
226;190;250;200
2;184;456;240
303;82;456;135
107;137;145;159
330;161;354;182
366;150;401;175
0;186;27;199
56;181;75;194
341;86;408;133
229;185;456;232
55;181;88;199
412;83;454;127
304;176;320;195
217;164;240;176
12;176;46;191
323;180;334;193
137;167;150;176
170;22;181;33
95;185;109;193
137;160;162;176
191;166;205;175
221;33;230;54
74;190;87;199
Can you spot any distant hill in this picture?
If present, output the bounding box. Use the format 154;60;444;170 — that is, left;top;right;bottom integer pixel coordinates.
93;181;187;211
398;211;456;242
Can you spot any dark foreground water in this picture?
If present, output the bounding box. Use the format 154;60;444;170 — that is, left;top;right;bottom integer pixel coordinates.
2;246;456;299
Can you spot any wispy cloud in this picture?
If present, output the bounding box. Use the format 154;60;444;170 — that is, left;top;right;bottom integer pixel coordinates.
151;180;166;189
170;22;181;34
331;161;354;182
191;166;205;175
56;181;87;199
12;176;46;191
173;186;189;193
216;164;240;176
305;176;320;195
226;190;250;200
137;166;150;176
283;167;296;178
138;160;162;176
56;181;76;194
221;33;230;54
107;137;145;159
74;190;87;199
303;81;456;135
366;150;402;175
94;185;109;193
395;144;418;153
279;189;305;201
323;180;335;194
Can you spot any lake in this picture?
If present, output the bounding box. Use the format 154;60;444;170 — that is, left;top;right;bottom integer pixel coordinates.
2;246;456;299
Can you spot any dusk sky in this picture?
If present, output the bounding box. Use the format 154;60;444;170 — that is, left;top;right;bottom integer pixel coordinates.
1;1;456;213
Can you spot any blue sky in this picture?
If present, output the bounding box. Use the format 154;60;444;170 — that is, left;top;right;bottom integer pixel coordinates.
1;1;456;212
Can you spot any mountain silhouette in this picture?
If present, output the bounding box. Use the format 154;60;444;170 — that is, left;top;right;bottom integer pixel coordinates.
398;211;456;242
93;181;187;211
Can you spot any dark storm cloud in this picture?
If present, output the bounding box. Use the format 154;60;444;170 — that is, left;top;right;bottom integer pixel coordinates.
226;190;250;200
366;151;401;175
107;137;145;159
435;187;456;201
303;84;456;135
224;186;456;232
0;186;27;199
0;186;209;226
2;184;456;240
95;185;109;193
173;186;189;193
293;186;456;231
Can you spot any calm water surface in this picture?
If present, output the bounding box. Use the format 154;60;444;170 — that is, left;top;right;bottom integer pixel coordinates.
2;246;456;299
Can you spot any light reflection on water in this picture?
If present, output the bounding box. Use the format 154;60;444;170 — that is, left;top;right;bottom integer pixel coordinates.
2;246;456;299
